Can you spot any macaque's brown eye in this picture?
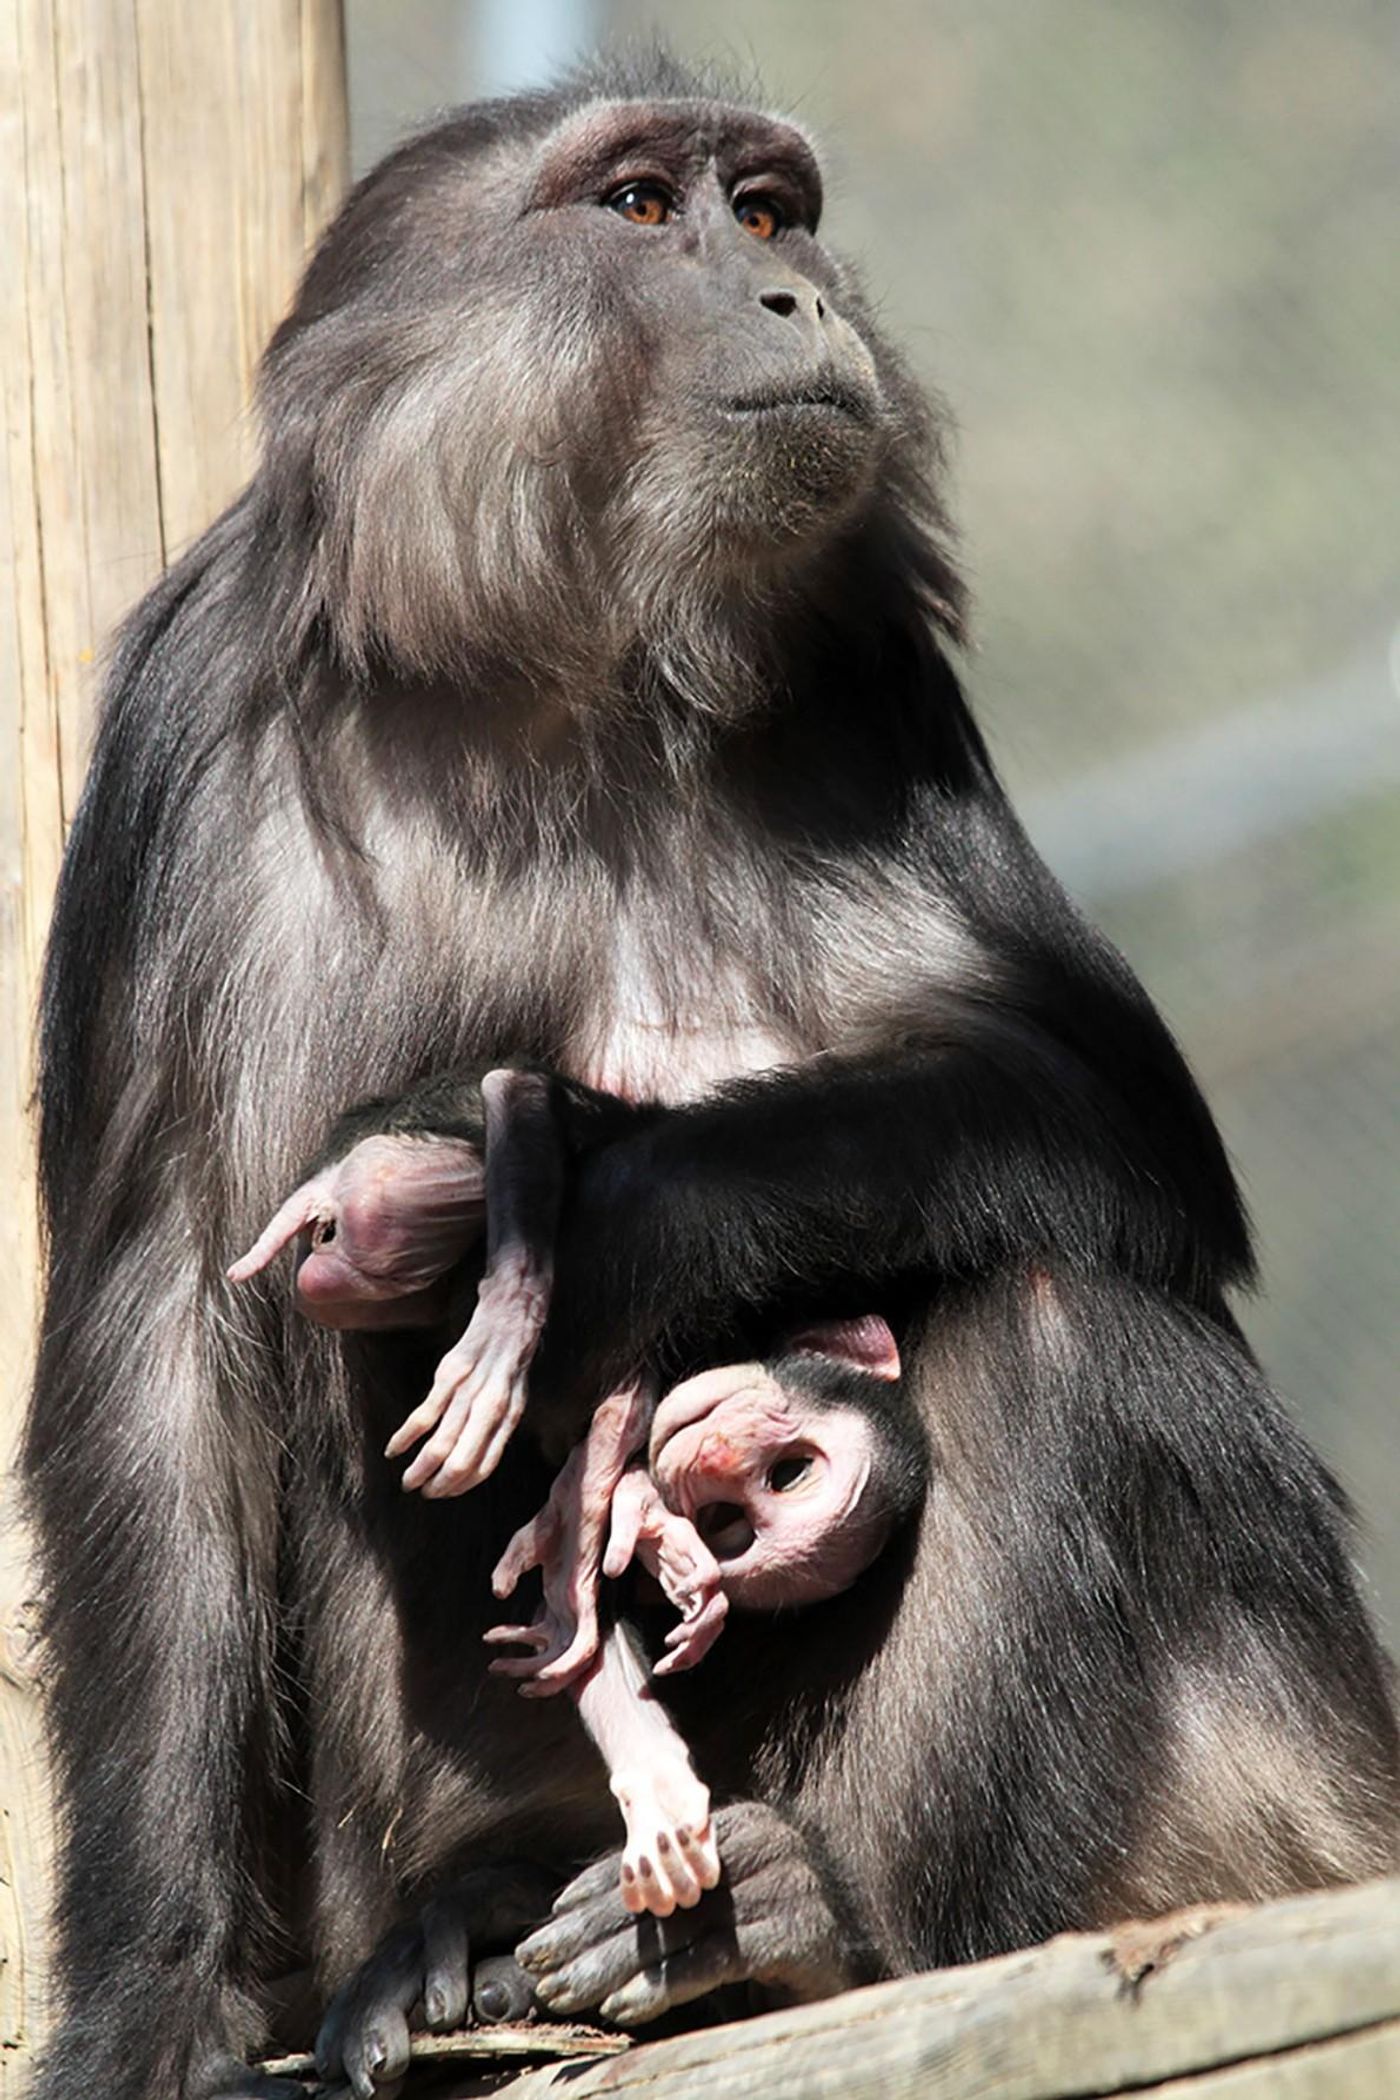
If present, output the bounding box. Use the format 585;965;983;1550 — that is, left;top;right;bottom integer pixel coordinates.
607;181;674;226
767;1452;813;1493
734;195;784;239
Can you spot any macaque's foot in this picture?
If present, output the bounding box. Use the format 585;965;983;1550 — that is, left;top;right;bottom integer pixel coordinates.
485;1382;651;1695
519;1802;853;2024
316;1865;556;2096
388;1249;550;1496
610;1759;719;1917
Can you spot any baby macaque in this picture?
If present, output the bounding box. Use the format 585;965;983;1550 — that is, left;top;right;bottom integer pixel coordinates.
232;1068;927;1917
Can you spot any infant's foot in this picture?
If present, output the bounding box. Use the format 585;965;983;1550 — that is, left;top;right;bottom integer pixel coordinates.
611;1757;720;1917
388;1249;550;1496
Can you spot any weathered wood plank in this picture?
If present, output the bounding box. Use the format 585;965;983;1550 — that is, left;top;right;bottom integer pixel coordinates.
454;1875;1400;2100
0;6;347;2085
1134;2020;1400;2098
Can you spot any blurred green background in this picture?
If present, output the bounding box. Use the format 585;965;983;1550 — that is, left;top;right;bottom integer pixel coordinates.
347;0;1400;1633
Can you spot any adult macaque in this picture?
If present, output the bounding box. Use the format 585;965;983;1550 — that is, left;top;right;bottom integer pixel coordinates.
28;54;1398;2100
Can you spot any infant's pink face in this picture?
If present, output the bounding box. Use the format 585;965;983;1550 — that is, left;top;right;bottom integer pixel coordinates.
648;1364;880;1610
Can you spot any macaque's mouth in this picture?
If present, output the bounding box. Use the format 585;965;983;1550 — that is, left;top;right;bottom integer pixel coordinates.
723;377;875;424
694;1502;756;1560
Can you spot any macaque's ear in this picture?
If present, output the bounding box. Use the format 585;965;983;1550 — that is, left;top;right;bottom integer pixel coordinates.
786;1314;901;1382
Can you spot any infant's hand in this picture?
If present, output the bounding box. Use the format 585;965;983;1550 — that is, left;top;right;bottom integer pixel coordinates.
483;1381;651;1695
605;1468;728;1675
389;1248;550;1497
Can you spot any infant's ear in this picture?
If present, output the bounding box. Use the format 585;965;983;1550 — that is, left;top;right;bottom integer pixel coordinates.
785;1314;900;1382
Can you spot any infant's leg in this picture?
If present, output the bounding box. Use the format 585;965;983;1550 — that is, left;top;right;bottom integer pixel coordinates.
394;1068;561;1495
573;1622;721;1918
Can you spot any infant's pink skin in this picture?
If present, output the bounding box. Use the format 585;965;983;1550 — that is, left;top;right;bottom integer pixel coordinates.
389;1245;551;1497
385;1068;561;1496
649;1317;902;1612
573;1626;720;1918
484;1380;652;1696
605;1467;728;1675
227;1133;483;1329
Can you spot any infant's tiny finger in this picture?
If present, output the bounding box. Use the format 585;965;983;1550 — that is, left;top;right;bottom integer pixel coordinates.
491;1649;565;1681
603;1501;642;1581
491;1531;542;1597
482;1622;549;1650
384;1397;448;1457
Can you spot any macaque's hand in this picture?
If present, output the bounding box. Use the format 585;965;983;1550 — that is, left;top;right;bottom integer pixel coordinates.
388;1249;550;1497
604;1468;728;1676
484;1382;650;1697
228;1134;484;1329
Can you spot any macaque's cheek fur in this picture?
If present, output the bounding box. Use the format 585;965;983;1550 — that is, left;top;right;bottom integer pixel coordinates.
280;297;641;683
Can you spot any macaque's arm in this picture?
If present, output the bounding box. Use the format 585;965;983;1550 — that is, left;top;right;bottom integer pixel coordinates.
572;1622;720;1918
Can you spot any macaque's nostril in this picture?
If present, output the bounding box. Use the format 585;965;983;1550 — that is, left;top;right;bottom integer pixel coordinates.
759;289;798;318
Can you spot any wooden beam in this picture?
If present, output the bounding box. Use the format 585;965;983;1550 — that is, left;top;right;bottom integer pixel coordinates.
0;4;347;2084
427;1876;1400;2100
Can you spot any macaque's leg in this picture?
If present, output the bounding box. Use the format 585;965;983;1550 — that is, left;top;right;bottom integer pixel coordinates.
573;1622;720;1919
485;1380;652;1693
395;1069;562;1495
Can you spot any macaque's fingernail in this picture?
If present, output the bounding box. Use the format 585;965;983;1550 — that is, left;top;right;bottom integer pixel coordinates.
621;1863;634;1882
657;1833;672;1854
425;1990;444;2026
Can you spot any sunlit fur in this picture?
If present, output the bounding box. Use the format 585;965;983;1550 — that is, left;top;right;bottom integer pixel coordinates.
24;51;1398;2100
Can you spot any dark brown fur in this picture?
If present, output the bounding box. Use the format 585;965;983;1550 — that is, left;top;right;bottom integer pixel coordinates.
26;54;1397;2100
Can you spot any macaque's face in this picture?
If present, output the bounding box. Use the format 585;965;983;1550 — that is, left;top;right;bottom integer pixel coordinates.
648;1356;894;1611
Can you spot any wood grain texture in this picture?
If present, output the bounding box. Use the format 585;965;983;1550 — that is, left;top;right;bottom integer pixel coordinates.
452;1877;1400;2100
0;4;347;2083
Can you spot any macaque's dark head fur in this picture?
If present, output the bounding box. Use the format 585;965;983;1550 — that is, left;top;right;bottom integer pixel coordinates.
256;53;964;716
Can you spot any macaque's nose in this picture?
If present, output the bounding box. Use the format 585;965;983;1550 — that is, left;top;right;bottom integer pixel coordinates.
693;1431;751;1484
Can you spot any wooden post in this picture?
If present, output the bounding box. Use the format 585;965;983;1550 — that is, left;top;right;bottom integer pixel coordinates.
0;3;347;2082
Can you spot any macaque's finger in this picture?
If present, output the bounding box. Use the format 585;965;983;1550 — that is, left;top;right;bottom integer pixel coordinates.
384;1387;454;1458
400;1383;479;1492
602;1484;645;1581
491;1515;551;1598
512;1610;599;1697
227;1185;325;1282
653;1593;729;1676
469;1392;529;1487
597;1933;740;2026
482;1623;552;1652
